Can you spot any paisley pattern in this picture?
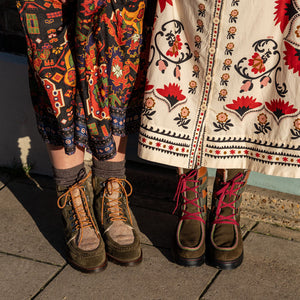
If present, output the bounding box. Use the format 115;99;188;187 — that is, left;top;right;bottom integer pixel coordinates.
17;0;146;160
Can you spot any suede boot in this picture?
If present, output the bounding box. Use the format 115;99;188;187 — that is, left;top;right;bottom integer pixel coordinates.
93;176;142;266
207;169;250;270
173;168;208;266
57;171;107;273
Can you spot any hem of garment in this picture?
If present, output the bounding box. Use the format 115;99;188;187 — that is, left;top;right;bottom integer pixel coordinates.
137;144;300;179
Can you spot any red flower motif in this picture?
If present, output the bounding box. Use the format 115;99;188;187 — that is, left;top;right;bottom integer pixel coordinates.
256;153;260;158
283;157;288;162
158;0;173;13
248;53;266;74
268;155;273;160
145;79;154;91
265;99;298;121
156;83;186;109
226;96;262;118
166;35;182;58
274;0;293;33
283;41;300;77
142;138;146;143
230;150;235;154
244;150;249;155
216;150;221;155
156;142;161;147
169;145;174;150
297;158;300;164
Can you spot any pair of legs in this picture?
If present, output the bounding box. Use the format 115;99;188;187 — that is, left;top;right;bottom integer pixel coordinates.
174;167;250;270
51;136;142;272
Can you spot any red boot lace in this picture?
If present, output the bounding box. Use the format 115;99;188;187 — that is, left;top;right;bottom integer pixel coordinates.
173;170;205;223
212;173;244;226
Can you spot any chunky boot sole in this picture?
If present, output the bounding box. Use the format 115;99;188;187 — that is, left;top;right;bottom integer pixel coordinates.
206;252;243;270
174;252;205;267
107;251;143;267
67;256;108;273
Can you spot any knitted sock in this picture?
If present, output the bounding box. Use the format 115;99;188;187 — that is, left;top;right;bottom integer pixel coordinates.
52;163;86;188
53;163;99;251
92;158;133;245
92;158;126;179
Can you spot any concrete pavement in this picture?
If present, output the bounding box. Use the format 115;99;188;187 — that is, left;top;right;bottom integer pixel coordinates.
1;162;300;300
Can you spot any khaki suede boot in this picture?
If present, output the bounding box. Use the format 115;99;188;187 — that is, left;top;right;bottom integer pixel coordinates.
207;169;250;270
57;172;107;273
93;176;142;266
173;168;208;266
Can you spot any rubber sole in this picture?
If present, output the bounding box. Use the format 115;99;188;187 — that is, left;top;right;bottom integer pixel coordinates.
172;246;205;267
67;256;108;273
206;252;243;270
175;254;205;267
107;251;143;267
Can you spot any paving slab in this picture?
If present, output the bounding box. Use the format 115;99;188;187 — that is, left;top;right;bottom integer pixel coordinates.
132;207;255;249
0;253;61;300
202;232;300;299
0;172;11;189
131;205;178;248
252;222;300;243
0;182;65;266
240;217;257;236
36;244;218;300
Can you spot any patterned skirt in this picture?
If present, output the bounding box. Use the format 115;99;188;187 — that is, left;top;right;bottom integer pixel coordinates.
138;0;300;178
17;0;147;160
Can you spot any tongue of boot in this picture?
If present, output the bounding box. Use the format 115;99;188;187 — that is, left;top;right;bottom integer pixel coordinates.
105;181;134;245
71;188;100;251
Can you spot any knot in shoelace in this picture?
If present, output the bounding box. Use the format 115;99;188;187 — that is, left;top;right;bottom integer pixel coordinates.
57;171;99;244
213;173;244;226
173;170;205;223
101;178;133;225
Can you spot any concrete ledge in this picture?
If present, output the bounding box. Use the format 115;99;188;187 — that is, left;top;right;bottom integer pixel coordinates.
242;186;300;230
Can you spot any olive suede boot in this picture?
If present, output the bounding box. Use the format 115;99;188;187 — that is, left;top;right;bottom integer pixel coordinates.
93;176;142;266
206;169;250;270
57;172;107;273
173;167;208;266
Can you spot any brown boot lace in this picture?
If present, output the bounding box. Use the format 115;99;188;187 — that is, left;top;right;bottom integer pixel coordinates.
57;171;100;247
101;178;133;225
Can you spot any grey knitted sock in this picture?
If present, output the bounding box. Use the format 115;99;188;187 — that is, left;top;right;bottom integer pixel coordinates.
92;158;126;179
52;163;86;188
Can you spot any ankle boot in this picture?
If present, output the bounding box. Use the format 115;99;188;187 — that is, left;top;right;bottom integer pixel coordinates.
173;168;208;266
207;169;250;270
57;171;107;273
93;176;142;266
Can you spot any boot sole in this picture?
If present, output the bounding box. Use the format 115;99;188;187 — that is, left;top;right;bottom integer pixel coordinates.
172;246;205;267
107;251;143;267
174;254;205;267
206;252;243;270
67;256;108;273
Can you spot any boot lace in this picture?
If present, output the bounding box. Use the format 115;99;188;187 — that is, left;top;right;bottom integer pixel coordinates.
213;173;244;226
101;178;133;225
173;170;205;223
57;171;99;245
